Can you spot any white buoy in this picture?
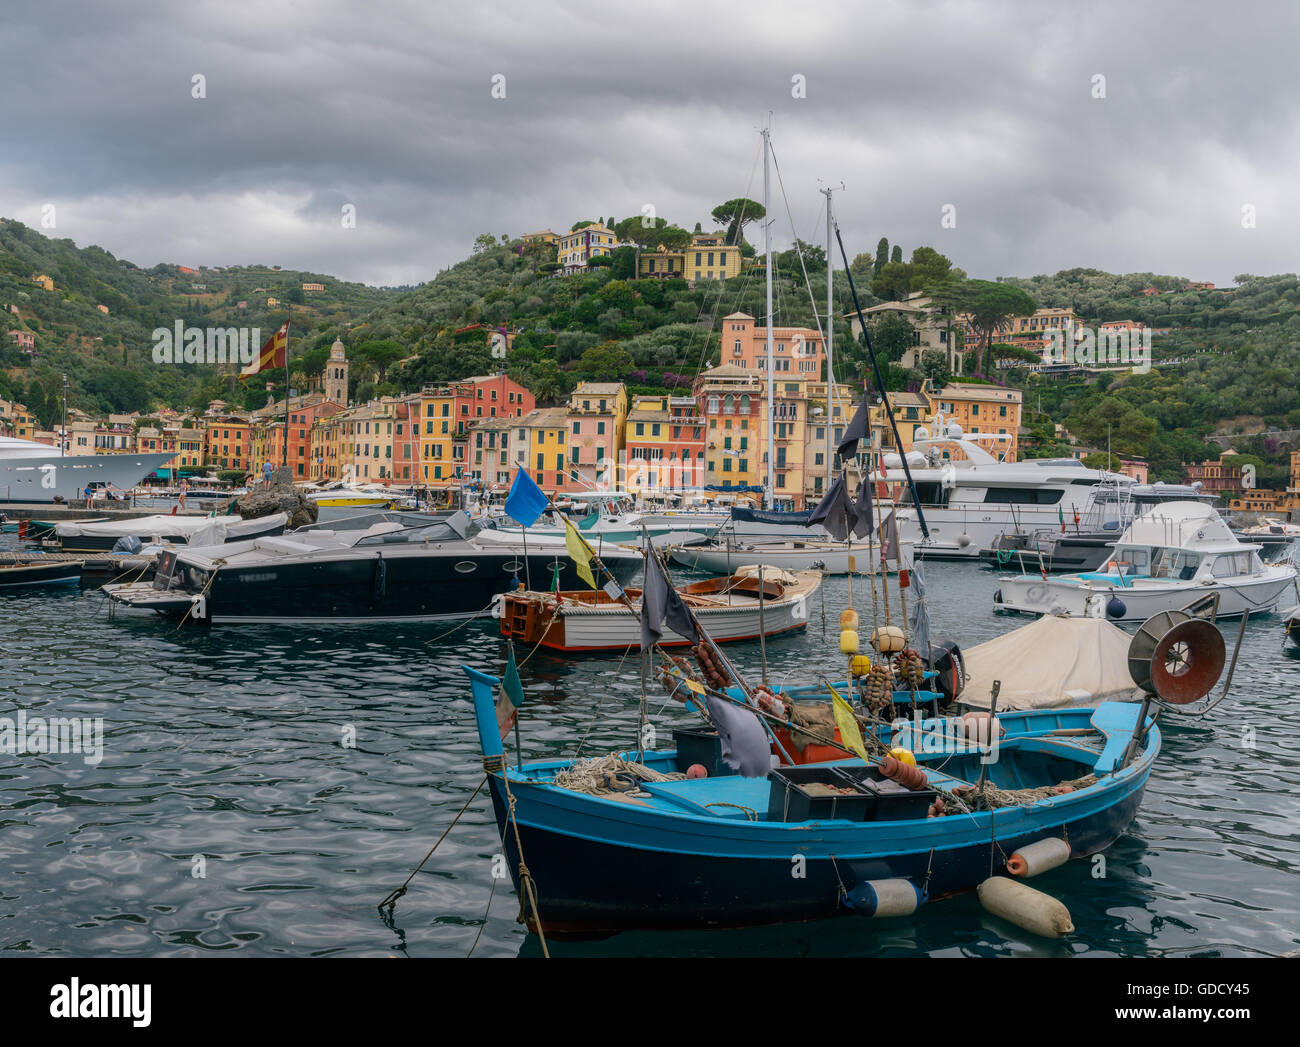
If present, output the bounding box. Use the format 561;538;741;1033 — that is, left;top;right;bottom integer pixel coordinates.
978;876;1074;938
848;878;924;917
1006;837;1072;878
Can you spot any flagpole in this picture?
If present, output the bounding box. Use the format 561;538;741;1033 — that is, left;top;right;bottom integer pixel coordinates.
282;319;291;477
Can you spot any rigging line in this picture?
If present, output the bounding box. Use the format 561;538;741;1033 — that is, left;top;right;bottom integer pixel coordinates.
768;141;830;357
684;143;763;375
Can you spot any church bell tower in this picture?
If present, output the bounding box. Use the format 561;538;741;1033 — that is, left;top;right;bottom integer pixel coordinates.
325;337;349;405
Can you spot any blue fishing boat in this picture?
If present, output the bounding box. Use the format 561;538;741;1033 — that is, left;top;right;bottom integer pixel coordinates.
463;665;1160;934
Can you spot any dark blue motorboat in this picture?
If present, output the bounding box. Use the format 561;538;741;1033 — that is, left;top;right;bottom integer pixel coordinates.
463;666;1159;935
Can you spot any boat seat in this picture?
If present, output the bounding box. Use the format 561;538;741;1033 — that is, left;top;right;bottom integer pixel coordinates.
252;537;321;556
1090;702;1147;775
641;776;773;819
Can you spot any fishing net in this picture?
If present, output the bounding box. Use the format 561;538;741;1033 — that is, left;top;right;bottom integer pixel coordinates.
551;754;686;795
933;773;1099;814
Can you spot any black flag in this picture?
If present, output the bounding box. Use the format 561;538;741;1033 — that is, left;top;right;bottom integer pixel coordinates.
808;472;857;542
836;397;870;460
852;477;874;539
640;549;700;651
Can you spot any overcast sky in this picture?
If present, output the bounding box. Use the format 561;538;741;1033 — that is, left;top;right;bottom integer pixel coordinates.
3;1;1297;288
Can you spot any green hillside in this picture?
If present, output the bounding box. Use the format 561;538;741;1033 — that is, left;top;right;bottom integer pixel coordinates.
0;218;405;425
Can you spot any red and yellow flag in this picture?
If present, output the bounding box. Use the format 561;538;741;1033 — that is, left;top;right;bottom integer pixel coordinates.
240;321;289;379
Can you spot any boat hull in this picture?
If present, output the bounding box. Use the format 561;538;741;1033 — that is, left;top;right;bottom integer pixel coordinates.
1;451;176;504
0;560;83;587
498;579;816;652
996;571;1295;620
483;761;1149;934
114;545;643;624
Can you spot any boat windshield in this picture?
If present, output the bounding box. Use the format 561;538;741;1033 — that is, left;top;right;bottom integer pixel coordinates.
1113;545;1202;579
353;520;468;545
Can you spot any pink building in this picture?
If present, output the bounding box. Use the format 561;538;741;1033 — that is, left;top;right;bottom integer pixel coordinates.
720;312;825;381
1118;457;1149;483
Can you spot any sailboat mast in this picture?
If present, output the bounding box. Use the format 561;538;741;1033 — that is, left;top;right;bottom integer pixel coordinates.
821;186;835;492
763;124;774;511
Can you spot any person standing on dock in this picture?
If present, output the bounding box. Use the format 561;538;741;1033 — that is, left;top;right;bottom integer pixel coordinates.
83;484;94;508
178;479;188;510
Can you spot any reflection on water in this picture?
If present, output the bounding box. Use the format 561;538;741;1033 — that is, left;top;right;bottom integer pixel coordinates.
1;538;1297;957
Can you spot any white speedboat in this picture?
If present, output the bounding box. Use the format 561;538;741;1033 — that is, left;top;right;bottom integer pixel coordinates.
995;501;1296;620
884;418;1133;561
1;436;174;505
666;537;913;576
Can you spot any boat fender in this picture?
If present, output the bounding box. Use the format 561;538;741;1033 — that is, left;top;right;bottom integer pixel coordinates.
887;746;916;767
686;764;708;779
845;878;924;917
872;625;906;653
840;609;860;630
372;552;387;600
1106;596;1126;619
958;711;1003;746
1006;837;1072;878
840;628;860;655
957;533;971;548
879;755;927;790
977;877;1074;938
993;588;1002;604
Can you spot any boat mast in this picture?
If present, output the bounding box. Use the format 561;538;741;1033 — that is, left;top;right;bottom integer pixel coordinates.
820;185;840;493
763;122;774;511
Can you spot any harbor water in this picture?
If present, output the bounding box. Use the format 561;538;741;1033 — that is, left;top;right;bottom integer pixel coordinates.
1;533;1298;957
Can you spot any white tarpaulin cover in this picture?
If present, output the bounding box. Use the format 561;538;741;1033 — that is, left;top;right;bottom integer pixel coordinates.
56;512;288;544
961;614;1141;710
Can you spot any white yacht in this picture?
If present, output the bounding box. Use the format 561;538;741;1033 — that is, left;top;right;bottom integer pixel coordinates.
995;500;1296;620
883;418;1134;560
0;436;174;504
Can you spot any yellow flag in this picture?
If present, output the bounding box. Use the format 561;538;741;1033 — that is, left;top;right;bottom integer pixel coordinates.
563;517;596;589
828;681;869;762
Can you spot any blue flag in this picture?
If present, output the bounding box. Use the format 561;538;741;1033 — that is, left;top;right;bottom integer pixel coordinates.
504;469;548;527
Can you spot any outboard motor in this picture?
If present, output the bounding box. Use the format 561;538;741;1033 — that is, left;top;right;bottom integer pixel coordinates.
111;534;144;555
924;639;965;703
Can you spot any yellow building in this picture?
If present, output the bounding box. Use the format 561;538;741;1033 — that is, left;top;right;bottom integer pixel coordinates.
639;233;743;282
32;274;54;292
933;383;1023;461
695;364;765;499
801;382;861;502
866;390;937;470
418;386;460;484
311;410;345;481
521;230;559;245
515;407;570;494
336;400;399;483
681;233;742;282
558;223;617;273
0;399;38;440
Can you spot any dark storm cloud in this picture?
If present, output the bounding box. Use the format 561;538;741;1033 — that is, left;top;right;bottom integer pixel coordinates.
2;0;1297;286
